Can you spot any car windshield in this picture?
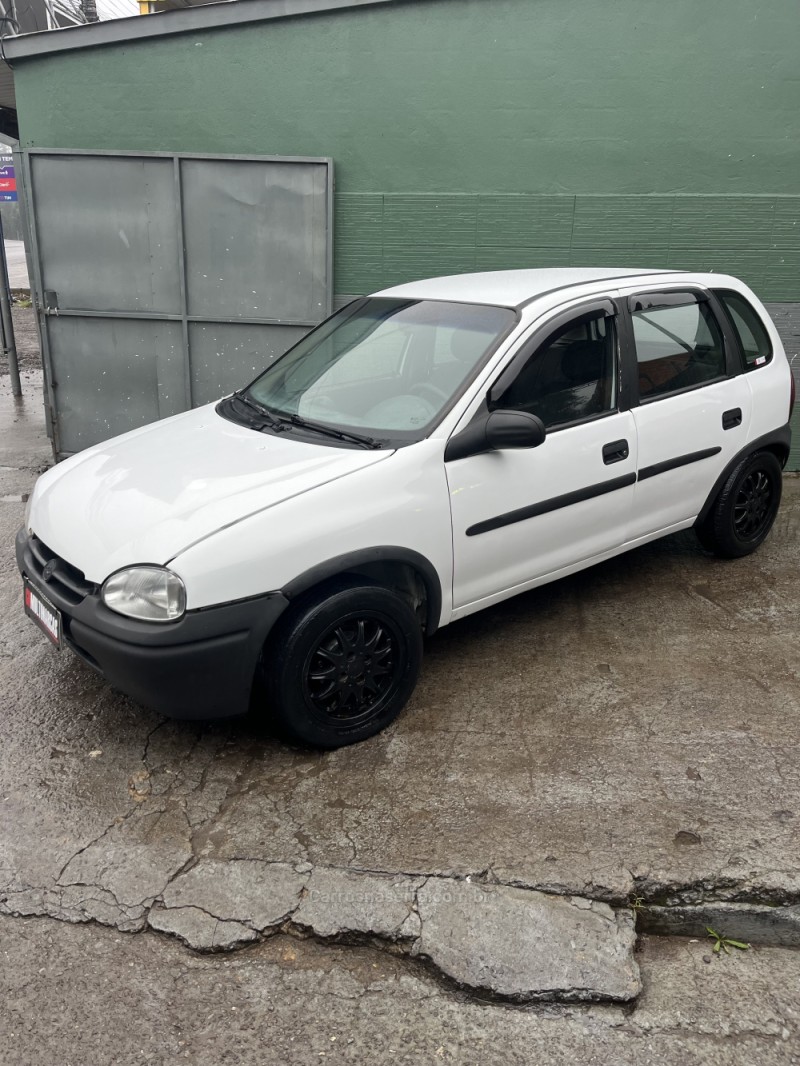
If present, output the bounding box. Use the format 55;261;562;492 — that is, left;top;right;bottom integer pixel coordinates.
245;298;516;443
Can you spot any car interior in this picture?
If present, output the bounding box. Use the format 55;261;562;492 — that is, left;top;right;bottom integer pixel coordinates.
495;317;616;428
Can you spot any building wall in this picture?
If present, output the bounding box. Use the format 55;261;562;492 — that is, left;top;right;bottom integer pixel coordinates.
13;0;800;293
11;0;800;453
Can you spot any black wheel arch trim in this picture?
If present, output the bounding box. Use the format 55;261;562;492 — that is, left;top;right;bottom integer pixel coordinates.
695;423;792;527
281;547;444;635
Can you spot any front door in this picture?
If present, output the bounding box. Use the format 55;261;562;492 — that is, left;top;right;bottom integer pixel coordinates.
447;300;637;614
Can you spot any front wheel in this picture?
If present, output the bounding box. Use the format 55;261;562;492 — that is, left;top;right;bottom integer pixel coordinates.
260;579;423;748
695;450;782;558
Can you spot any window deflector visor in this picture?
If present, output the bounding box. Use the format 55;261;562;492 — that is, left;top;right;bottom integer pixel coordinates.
627;290;706;313
489;300;616;405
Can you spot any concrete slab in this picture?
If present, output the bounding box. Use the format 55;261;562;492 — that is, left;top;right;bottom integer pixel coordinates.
413;878;640;1001
144;858;641;1001
294;865;424;940
2;915;799;1066
160;859;308;932
148;905;259;951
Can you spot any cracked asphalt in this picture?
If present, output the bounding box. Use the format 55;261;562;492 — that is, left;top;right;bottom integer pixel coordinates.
3;918;800;1066
2;319;800;1060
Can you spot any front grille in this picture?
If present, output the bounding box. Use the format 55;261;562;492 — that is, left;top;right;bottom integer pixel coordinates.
26;534;96;607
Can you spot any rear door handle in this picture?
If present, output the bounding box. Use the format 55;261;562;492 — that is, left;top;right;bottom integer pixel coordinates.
722;408;742;430
602;439;629;464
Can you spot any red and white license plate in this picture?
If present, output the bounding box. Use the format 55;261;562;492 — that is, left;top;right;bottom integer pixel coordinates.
23;578;61;648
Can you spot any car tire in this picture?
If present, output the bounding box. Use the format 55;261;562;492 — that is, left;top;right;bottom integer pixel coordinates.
260;578;423;748
695;450;782;559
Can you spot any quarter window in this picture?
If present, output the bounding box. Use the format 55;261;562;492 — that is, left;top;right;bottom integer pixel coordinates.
632;300;726;400
492;312;617;429
714;289;773;370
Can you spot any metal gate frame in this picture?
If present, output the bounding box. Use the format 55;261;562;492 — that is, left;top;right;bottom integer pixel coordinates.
18;148;334;457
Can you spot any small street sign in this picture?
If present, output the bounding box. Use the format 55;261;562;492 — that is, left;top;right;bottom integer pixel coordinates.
0;155;17;201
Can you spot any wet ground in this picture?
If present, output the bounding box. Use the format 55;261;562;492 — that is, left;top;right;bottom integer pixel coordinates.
4;917;800;1066
2;392;798;908
1;344;799;1061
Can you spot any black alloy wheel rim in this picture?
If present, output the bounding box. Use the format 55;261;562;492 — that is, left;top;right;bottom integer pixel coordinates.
303;612;404;727
733;469;773;540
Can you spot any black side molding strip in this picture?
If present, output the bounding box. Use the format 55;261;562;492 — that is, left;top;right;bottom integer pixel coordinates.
637;447;722;482
466;473;636;537
463;427;793;541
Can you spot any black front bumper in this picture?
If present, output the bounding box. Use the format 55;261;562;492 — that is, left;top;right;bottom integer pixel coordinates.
16;527;289;719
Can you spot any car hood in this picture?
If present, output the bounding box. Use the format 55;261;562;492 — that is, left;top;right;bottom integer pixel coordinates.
29;404;392;583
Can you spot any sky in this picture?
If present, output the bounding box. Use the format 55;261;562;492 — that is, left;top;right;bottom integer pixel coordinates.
96;0;139;18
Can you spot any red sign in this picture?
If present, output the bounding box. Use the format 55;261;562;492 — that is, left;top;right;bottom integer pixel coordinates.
0;178;15;192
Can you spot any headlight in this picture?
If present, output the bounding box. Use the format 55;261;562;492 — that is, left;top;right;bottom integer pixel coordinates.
102;566;186;623
24;493;33;531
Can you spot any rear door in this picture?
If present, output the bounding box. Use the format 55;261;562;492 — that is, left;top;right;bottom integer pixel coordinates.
621;287;752;540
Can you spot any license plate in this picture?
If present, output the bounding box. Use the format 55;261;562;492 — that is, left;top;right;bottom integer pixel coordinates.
23;578;62;648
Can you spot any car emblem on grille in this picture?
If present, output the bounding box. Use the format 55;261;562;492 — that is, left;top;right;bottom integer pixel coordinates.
42;559;58;582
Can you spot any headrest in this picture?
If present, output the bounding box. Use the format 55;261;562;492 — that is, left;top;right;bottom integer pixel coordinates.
561;340;606;384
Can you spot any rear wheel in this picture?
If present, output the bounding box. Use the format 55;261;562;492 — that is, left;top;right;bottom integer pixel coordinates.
695;450;782;558
260;579;423;748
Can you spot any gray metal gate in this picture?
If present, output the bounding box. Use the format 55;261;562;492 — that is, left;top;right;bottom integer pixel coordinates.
20;149;333;458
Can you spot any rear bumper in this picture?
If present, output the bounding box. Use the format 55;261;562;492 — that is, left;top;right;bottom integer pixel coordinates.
16;527;289;719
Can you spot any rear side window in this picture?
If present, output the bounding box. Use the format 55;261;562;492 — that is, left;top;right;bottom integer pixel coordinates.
631;300;726;400
714;289;773;370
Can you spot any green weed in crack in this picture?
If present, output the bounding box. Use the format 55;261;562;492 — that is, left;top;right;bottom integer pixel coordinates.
706;926;750;956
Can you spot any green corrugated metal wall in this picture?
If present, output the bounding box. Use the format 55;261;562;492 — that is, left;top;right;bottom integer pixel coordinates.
334;193;800;300
10;0;800;461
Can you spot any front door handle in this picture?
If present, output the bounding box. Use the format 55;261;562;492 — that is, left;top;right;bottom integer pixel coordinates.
723;408;742;430
602;439;629;464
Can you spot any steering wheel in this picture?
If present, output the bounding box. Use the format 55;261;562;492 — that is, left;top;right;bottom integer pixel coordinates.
409;381;450;408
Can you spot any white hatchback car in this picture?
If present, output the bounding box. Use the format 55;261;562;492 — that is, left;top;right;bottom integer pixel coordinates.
17;269;794;747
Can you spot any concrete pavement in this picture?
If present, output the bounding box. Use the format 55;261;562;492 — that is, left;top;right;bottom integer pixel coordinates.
2;916;799;1066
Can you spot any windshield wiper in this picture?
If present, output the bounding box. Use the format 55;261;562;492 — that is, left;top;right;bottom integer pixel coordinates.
281;413;383;450
232;392;382;449
230;391;288;431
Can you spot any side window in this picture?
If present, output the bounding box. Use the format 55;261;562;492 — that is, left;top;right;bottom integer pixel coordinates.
632;300;726;400
714;289;773;370
492;312;618;429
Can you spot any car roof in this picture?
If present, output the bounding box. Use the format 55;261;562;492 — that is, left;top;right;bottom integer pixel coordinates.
374;268;680;309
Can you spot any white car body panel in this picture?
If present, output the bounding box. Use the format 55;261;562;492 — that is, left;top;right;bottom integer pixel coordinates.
171;438;454;612
28;403;391;584
375;267;667;308
628;378;752;539
447;410;638;608
450;516;697;621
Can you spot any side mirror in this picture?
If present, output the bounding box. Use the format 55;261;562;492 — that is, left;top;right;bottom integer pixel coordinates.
485;410;546;451
444;408;546;461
